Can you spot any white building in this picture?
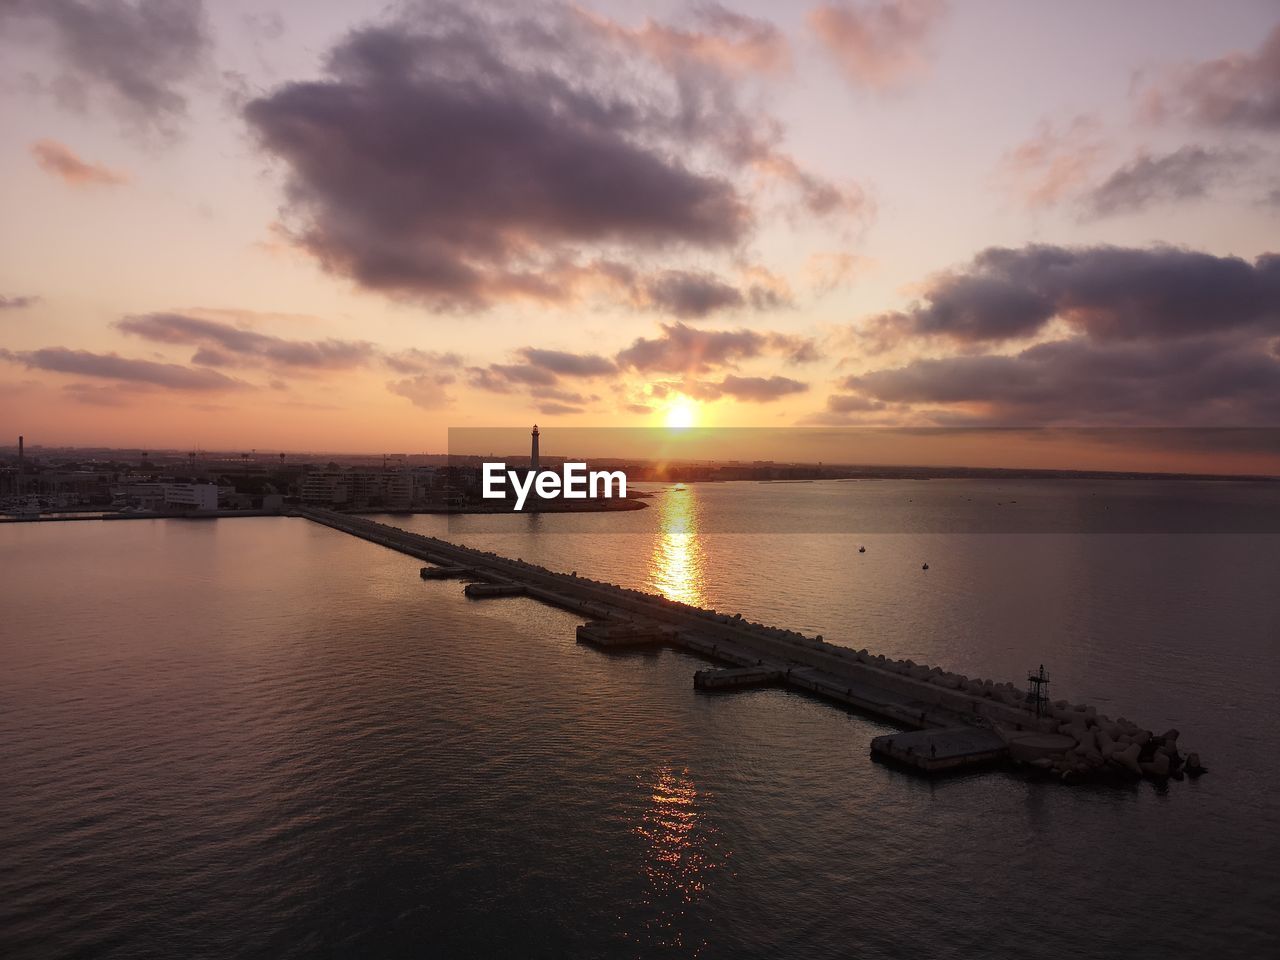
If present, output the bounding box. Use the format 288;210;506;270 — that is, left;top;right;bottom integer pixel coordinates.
164;482;219;511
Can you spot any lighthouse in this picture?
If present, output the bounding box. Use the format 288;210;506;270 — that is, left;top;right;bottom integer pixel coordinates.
530;424;540;470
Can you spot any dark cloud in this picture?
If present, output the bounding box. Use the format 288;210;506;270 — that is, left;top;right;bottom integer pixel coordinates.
634;268;792;318
843;336;1280;426
643;270;746;318
617;322;764;372
616;321;819;373
0;0;210;139
517;348;616;377
243;3;758;308
714;374;808;402
30;139;127;186
116;312;376;370
0;295;39;310
808;0;946;91
1083;146;1242;218
1;346;246;390
244;2;861;309
1144;24;1280;131
862;244;1280;347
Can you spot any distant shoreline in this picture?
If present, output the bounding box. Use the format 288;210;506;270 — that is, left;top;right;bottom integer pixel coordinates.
347;497;649;516
0;499;650;523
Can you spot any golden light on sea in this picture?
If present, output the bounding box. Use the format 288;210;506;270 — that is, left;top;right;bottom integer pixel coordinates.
648;484;706;606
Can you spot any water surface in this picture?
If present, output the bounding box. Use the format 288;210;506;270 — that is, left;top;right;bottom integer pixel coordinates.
2;480;1277;958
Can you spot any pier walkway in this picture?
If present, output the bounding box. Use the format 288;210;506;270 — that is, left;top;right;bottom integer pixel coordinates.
299;508;1204;783
298;507;1086;775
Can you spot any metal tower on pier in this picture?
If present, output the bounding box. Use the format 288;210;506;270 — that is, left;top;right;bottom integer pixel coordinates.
1026;664;1050;718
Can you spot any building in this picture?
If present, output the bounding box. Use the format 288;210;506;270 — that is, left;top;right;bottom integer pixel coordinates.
301;472;349;506
300;470;414;509
163;483;219;511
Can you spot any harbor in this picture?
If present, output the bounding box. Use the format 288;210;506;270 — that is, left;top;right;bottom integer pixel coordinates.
300;507;1204;783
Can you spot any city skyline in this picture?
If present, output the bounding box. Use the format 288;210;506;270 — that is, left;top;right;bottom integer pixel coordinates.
3;1;1280;469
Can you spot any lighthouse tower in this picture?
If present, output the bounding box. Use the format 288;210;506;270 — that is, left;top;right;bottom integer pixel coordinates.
530;424;540;470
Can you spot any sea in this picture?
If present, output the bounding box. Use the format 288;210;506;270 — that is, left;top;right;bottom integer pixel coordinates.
2;479;1277;959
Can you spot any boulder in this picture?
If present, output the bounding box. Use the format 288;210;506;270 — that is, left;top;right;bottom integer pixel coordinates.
1140;753;1171;778
1111;743;1142;776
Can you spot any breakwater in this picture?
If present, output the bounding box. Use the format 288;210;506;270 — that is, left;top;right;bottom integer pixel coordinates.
299;508;1203;783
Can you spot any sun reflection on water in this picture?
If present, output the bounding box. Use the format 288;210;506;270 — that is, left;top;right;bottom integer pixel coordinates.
631;765;730;954
648;486;706;607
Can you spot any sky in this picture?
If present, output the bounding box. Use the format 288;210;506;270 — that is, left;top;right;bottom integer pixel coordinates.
1;0;1279;470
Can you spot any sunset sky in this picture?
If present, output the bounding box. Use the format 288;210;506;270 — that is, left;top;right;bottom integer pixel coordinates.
2;0;1279;467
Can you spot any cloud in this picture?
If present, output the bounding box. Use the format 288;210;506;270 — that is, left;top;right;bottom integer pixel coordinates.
243;3;759;309
1082;146;1243;218
859;243;1280;347
244;2;860;309
713;374;808;402
616;321;819;373
116;311;376;370
1142;23;1280;131
826;392;887;413
387;371;456;409
30;139;127;186
750;151;870;220
517;348;616;377
641;270;748;318
384;347;464;375
804;251;867;293
1;346;247;390
61;381;135;406
842;336;1280;426
580;2;791;77
1001;116;1107;208
808;0;946;91
798;392;890;424
0;0;210;139
536;401;583;416
0;295;39;310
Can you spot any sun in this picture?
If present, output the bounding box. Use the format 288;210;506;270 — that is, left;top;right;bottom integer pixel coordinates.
665;398;697;429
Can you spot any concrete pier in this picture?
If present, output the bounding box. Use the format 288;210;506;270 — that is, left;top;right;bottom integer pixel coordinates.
870;727;1008;774
297;508;1198;784
694;666;784;690
463;582;525;598
420;565;475;579
576;620;668;649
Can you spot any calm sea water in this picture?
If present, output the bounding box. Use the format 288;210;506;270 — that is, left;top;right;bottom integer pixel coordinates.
2;480;1277;959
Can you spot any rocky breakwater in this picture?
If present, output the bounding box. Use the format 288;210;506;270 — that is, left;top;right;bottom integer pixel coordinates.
1020;702;1208;784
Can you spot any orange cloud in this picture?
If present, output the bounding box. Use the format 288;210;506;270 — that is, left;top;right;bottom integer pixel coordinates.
809;0;947;91
30;139;127;187
1001;116;1107;208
